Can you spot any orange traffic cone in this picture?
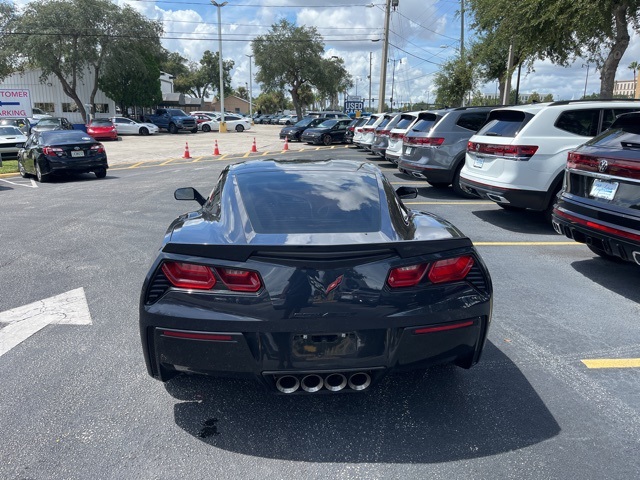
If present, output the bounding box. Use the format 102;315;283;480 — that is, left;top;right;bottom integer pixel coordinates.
251;138;257;153
182;142;191;159
283;136;289;151
213;140;220;156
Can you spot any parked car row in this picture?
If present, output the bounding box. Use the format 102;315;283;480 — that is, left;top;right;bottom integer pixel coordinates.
347;100;640;267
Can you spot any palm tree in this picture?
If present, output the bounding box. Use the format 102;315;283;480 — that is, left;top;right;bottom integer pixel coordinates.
629;61;639;98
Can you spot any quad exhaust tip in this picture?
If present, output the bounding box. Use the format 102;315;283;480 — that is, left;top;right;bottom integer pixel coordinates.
274;372;372;393
633;251;640;266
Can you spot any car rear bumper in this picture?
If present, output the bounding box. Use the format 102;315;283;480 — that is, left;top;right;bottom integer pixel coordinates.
141;314;490;392
552;196;640;264
459;177;547;210
398;160;452;183
44;156;108;174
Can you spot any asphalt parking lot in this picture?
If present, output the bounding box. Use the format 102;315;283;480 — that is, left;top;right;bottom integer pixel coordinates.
1;137;639;479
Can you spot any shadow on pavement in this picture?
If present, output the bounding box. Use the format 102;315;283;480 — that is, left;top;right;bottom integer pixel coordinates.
472;208;554;234
571;257;640;303
165;341;559;463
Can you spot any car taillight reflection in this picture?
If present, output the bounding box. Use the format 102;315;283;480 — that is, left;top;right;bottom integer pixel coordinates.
404;137;445;146
42;146;63;156
387;256;475;288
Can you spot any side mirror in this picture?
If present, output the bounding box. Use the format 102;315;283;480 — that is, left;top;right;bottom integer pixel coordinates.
395;186;418;199
174;187;206;206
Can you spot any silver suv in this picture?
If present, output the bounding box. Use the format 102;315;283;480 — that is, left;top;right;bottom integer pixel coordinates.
398;107;495;196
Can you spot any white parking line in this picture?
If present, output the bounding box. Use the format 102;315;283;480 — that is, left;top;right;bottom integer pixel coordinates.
0;177;38;188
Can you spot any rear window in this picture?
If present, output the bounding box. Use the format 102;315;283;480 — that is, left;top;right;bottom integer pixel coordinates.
477;110;532;137
456;112;489;131
376;116;393;129
90;119;113;126
601;108;640;131
554;109;600;137
235;170;381;234
41;131;92;143
610;112;640;134
393;115;417;130
410;113;440;133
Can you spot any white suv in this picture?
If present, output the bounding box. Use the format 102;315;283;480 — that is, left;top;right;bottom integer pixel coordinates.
459;100;640;219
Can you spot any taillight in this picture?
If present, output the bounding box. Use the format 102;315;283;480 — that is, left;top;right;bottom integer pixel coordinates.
428;256;474;284
363;127;374;133
91;144;105;153
377;129;390;136
215;267;262;292
162;330;233;341
387;263;429;288
468;142;538;160
42;146;63;156
405;137;445;146
390;133;402;139
162;262;217;290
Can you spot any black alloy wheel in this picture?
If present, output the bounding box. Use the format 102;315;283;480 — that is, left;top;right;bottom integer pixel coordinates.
35;160;48;182
202;124;211;133
190;128;198;134
236;124;245;132
139;127;149;135
95;168;107;179
168;123;178;134
323;134;332;146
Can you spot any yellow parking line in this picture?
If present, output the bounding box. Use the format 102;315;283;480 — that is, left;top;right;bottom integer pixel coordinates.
474;242;576;246
160;158;176;166
582;358;640;369
190;156;205;163
127;162;145;169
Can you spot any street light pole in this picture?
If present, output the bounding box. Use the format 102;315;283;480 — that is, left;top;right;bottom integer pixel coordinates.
368;52;372;112
377;0;391;113
245;54;253;121
582;64;590;98
212;1;227;132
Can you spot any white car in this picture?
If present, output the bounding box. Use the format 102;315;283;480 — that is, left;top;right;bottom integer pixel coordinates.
0;125;28;165
459;100;640;220
206;113;252;133
110;117;159;135
385;112;420;164
355;114;385;150
278;114;299;125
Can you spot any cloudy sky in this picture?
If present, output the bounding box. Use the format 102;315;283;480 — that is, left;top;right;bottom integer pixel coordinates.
15;0;640;106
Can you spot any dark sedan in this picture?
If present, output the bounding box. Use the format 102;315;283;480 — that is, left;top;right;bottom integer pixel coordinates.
18;130;109;182
139;159;493;394
31;116;74;133
300;118;352;145
279;117;325;141
553;112;640;265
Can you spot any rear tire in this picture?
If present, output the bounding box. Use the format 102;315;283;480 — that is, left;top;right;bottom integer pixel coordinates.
202;124;211;133
35;161;48;182
323;134;332;146
95;168;107;179
236;124;244;132
190;128;198;134
452;161;475;198
139;127;149;136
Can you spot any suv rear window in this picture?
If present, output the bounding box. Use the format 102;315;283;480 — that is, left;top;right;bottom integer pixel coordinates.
477;110;532;137
393;115;416;130
601;108;640;131
456;112;489;131
236;170;381;234
410;113;440;133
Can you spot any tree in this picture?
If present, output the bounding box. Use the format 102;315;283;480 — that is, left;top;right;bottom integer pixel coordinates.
252;19;350;119
629;61;639;97
468;0;640;98
170;51;234;99
159;50;189;78
255;90;288;114
235;86;249;101
433;56;476;107
6;0;163;123
0;1;18;80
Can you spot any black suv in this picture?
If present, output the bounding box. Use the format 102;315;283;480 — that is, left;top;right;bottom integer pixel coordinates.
552;112;640;265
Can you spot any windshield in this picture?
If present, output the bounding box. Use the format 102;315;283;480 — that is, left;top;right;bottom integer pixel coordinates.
295;117;316;127
317;119;338;128
37;118;60;126
168;109;188;116
0;126;23;136
90;120;113;126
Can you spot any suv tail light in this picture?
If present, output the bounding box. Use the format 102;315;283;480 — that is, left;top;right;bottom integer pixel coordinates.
386;255;474;288
162;262;217;290
390;133;402;139
377;129;390;136
468;142;538;160
363;127;375;133
42;146;63;156
405;137;445;146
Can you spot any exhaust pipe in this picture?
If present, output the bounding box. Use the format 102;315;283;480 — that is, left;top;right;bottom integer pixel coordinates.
301;374;324;393
324;373;347;392
633;251;640;266
487;193;508;203
275;375;300;394
348;372;371;391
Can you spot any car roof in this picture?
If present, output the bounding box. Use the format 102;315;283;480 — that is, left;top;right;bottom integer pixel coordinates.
228;158;381;176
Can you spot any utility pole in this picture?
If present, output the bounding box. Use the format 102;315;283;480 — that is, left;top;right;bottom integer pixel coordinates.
212;1;228;132
377;0;391;113
368;52;372;112
502;42;514;105
460;0;464;58
246;54;253;121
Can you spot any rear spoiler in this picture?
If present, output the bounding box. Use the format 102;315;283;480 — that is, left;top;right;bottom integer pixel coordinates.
162;238;474;264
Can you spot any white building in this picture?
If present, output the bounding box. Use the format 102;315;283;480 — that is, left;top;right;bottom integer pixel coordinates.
0;68;115;124
613;79;636;98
